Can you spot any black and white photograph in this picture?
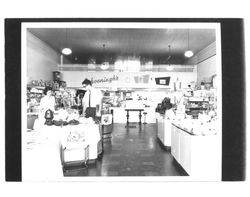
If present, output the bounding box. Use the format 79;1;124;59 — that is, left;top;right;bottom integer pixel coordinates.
10;21;226;181
4;18;246;183
2;2;248;195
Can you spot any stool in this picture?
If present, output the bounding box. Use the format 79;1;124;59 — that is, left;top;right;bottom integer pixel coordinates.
143;112;148;124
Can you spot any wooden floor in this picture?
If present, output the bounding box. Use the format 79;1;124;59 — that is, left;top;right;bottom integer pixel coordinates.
63;123;188;177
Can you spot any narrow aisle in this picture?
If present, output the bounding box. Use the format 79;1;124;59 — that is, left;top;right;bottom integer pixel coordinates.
64;123;188;176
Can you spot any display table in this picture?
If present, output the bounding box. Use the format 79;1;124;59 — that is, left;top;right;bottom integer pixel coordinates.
23;120;101;181
111;107;156;123
125;109;144;125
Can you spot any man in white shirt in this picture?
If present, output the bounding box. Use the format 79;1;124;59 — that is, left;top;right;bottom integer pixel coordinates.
81;78;103;118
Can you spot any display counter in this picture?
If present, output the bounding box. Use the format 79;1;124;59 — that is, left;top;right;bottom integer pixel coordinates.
171;122;220;180
23;129;64;181
23;120;101;181
156;112;172;148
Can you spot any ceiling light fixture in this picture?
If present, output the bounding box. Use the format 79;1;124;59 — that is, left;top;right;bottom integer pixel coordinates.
62;48;72;55
62;29;72;55
100;44;109;70
166;65;173;71
167;45;173;71
184;29;193;58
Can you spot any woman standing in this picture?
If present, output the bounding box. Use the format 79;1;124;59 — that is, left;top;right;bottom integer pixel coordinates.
34;86;55;129
39;86;55;115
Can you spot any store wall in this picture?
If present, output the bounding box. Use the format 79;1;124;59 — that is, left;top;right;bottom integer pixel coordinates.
185;41;217;85
196;42;217;85
197;55;216;84
26;31;71;83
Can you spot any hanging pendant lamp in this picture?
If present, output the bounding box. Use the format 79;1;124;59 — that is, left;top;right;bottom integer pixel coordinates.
62;48;72;55
184;29;193;58
101;44;109;70
62;29;72;55
167;45;173;71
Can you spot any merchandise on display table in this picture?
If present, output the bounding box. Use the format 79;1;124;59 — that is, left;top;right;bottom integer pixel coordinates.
155;97;173;114
172;118;217;136
165;105;217;136
35;107;97;128
33;117;101;158
156;88;218;135
185;98;209;119
185;89;217;119
24;118;102;181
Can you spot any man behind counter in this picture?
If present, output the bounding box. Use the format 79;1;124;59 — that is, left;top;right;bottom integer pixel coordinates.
81;78;103;119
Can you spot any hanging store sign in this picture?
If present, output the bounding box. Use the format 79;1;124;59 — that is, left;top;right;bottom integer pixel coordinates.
91;75;119;84
155;77;171;85
61;71;196;89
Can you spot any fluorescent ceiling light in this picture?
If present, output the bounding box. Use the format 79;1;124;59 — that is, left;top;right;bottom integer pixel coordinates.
184;29;193;58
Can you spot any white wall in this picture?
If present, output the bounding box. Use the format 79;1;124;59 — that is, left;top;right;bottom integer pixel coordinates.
197;55;217;84
185;41;217;85
26;31;71;83
196;42;217;84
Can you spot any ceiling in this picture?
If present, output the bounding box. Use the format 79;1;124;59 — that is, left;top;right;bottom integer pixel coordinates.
28;28;216;65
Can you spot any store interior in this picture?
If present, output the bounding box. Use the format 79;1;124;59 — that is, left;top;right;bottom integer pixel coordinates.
24;23;221;181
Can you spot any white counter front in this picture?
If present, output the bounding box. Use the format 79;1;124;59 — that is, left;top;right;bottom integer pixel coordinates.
23;130;63;181
111;107;156;123
156;112;172;147
171;123;221;180
23;121;101;181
